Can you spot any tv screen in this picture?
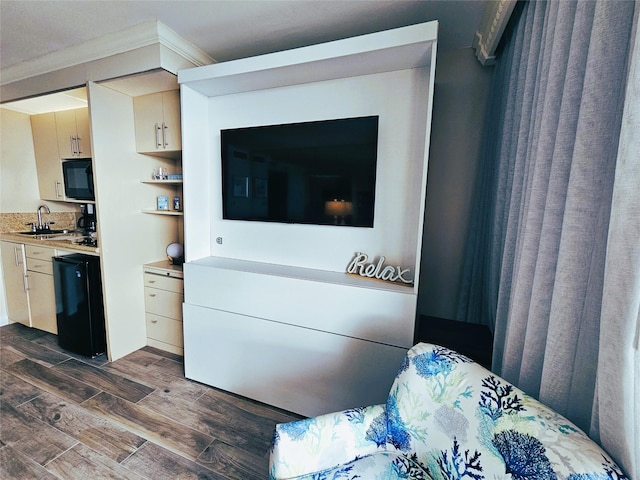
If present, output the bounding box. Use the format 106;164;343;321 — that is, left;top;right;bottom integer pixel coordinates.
221;116;379;227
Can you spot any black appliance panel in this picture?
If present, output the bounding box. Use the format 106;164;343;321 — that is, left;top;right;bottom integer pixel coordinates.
53;254;105;357
63;159;95;200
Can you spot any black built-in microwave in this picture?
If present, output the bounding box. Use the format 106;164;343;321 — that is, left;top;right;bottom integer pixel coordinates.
63;159;95;201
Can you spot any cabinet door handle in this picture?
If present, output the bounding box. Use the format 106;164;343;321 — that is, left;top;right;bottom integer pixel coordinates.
162;122;168;148
55;181;63;199
23;274;29;292
76;136;82;155
155;123;162;148
14;246;21;267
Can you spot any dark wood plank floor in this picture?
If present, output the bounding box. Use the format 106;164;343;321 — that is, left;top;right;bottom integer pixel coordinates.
0;323;301;479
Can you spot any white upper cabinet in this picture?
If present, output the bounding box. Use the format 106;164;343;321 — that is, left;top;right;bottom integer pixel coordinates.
32;107;92;200
31;112;65;200
133;90;181;154
55;107;92;158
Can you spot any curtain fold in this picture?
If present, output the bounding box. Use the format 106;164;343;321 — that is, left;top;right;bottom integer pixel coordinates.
457;1;638;477
592;4;639;475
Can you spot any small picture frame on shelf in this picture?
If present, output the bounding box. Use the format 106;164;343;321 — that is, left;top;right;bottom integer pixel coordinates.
157;195;169;210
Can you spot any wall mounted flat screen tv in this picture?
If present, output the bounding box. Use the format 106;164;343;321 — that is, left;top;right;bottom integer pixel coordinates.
221;116;379;227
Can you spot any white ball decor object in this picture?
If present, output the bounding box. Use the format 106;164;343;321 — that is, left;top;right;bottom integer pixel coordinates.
166;242;184;265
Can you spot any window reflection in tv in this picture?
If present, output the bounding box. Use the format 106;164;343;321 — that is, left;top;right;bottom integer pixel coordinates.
221;116;378;227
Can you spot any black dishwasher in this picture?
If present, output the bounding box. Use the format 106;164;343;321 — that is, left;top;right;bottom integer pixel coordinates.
52;254;106;357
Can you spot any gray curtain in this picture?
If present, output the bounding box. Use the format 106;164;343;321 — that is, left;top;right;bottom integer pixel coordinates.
457;1;639;477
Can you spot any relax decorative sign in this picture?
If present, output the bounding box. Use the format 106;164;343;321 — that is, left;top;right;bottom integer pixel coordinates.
346;252;413;285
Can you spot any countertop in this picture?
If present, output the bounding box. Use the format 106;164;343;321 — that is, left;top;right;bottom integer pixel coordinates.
1;232;100;256
144;259;184;277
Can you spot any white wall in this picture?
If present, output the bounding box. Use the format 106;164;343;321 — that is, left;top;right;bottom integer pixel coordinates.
418;48;493;320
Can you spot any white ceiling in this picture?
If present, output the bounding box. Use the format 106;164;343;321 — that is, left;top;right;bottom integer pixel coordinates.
0;0;486;71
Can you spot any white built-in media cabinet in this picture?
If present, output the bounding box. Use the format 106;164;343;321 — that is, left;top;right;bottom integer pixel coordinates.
178;21;438;417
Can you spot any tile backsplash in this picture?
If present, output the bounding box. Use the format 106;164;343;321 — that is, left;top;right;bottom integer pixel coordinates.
0;212;77;234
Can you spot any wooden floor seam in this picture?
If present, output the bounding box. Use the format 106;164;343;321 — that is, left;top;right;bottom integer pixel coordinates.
0;323;302;479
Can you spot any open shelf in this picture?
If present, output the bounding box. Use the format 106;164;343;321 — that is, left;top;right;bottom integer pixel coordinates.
178;22;437;98
141;180;183;185
142;209;184;216
190;256;414;294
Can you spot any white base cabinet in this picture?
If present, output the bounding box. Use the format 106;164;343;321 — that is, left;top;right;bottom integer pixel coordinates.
184;303;407;417
183;257;416;417
0;241;30;326
0;242;77;334
143;261;184;355
25;272;57;334
25;245;58;334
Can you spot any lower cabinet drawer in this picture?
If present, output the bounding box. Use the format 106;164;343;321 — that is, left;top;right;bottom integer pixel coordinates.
144;287;183;320
146;313;183;347
26;257;53;275
25;245;54;260
144;273;183;294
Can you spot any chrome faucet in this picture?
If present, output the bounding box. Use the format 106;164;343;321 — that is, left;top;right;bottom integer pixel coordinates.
37;204;51;231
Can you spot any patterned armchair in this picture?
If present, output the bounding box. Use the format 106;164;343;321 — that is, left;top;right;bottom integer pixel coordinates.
270;342;628;479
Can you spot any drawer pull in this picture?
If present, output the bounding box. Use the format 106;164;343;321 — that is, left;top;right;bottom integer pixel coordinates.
148;280;156;284
149;293;156;298
151;320;158;324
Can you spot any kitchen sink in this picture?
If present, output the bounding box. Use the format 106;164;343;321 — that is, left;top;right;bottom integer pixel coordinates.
15;229;87;241
11;229;97;248
17;229;76;236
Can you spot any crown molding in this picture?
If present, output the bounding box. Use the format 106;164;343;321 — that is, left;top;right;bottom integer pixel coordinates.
1;20;215;86
473;0;517;66
156;22;215;68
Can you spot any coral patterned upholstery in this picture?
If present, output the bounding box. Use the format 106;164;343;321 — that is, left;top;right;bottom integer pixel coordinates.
269;343;628;480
